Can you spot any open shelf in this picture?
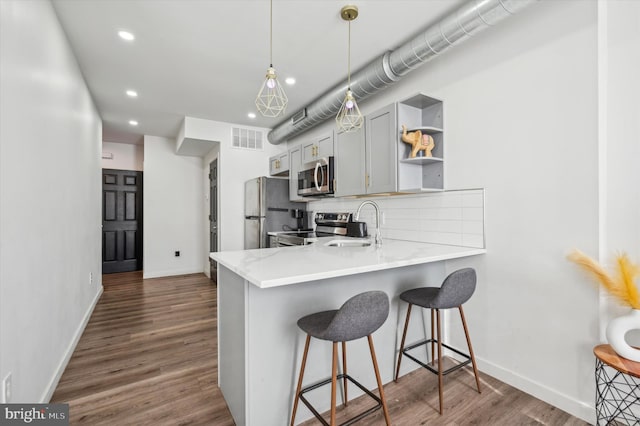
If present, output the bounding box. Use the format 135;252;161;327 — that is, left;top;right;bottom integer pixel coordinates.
400;156;443;165
405;126;443;134
397;93;444;192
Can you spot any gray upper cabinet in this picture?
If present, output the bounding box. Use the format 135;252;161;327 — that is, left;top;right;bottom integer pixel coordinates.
365;103;398;194
302;132;334;164
291;93;442;199
334;128;366;197
288;145;304;202
269;151;289;176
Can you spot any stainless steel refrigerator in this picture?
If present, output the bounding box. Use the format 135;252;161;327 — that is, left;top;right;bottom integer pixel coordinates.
244;177;308;249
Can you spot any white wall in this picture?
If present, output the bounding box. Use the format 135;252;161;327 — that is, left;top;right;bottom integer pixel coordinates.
602;0;640;257
101;141;144;171
440;1;598;420
600;0;640;338
286;1;600;421
144;117;279;279
178;118;281;266
142;136;204;278
0;0;103;403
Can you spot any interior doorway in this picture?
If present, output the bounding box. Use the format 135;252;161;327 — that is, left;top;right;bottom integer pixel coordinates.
102;169;143;273
209;159;218;282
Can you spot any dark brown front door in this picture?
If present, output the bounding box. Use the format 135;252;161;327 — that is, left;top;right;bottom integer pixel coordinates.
102;169;143;273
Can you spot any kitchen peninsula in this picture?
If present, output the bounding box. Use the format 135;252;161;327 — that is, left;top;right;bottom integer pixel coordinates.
210;239;485;425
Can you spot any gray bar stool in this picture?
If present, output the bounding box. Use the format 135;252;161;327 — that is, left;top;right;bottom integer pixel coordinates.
290;291;392;426
394;267;481;414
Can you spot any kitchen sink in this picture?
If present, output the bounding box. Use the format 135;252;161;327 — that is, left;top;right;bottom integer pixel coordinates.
324;239;372;248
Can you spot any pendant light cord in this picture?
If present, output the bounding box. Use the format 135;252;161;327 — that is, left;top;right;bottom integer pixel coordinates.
347;19;351;89
269;0;273;67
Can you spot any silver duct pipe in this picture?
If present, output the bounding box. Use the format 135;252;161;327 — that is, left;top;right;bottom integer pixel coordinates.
268;0;538;145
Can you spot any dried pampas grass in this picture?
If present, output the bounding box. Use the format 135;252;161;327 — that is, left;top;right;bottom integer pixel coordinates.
568;250;640;309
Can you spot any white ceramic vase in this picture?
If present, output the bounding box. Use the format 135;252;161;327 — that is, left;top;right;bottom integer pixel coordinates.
606;309;640;362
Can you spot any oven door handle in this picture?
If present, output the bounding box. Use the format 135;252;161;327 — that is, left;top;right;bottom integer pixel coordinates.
276;239;296;247
314;161;322;192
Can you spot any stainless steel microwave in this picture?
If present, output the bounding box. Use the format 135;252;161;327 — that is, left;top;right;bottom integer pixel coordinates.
298;157;335;197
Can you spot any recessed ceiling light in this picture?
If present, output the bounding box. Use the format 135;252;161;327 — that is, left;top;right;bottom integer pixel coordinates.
126;90;138;98
118;30;135;41
285;77;296;85
248;112;256;119
129;120;138;126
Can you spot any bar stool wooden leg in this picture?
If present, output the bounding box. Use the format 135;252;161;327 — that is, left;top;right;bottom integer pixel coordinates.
436;308;444;415
290;335;311;426
342;341;348;406
430;308;435;363
394;303;412;382
368;335;392;426
459;306;481;393
331;342;338;426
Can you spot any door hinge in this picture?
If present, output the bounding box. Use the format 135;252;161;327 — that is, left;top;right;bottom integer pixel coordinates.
209;214;212;221
208;173;211;180
366;174;370;187
333;179;337;193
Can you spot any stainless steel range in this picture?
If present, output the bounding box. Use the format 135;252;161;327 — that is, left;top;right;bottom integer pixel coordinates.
270;212;352;247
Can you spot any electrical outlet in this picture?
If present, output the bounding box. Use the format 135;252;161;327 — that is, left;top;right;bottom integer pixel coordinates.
2;372;12;403
175;251;180;257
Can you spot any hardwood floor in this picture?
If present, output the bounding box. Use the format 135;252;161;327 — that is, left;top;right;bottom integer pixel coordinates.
300;363;588;426
52;271;588;425
51;272;234;425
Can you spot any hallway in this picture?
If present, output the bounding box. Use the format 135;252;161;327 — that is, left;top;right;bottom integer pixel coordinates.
51;272;234;424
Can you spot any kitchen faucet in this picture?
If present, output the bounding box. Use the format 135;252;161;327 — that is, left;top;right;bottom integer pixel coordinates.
355;200;382;247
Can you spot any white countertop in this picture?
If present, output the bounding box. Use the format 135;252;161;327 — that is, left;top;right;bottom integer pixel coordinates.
210;238;486;288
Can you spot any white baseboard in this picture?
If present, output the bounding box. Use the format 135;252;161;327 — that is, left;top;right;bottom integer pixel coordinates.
143;267;204;279
41;285;103;403
474;357;595;424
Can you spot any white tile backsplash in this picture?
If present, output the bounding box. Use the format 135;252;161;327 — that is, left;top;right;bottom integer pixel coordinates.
310;189;485;248
462;207;484;221
462;192;484;207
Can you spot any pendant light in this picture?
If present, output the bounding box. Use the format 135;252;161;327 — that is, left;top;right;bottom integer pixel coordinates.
255;0;288;117
336;5;363;132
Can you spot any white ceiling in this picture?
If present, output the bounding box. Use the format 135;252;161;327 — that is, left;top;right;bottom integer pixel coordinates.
52;0;464;145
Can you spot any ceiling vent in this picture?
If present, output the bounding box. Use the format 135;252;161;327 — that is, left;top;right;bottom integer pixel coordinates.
232;127;263;150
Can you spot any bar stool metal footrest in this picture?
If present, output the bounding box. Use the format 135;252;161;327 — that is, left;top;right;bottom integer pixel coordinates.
402;338;472;376
299;373;383;426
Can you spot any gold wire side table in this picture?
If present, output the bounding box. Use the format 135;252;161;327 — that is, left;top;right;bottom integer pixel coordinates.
594;344;640;425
